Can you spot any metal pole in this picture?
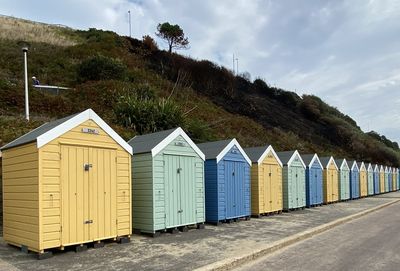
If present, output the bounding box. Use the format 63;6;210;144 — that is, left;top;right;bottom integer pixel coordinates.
232;53;235;75
128;10;131;37
22;47;29;121
236;58;239;75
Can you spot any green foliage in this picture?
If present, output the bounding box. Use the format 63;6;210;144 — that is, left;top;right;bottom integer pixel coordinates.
0;18;400;167
114;94;185;134
156;22;189;53
367;131;399;150
79;28;123;47
184;119;216;143
142;35;158;52
78;54;128;82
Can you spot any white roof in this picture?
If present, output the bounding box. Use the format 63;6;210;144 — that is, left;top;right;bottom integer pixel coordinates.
288;150;306;168
351;161;359;172
1;109;132;155
380;165;385;173
367;163;373;172
358;162;366;171
322;156;338;171
38;109;132;155
216;139;251;165
373;164;380;172
339;159;349;170
151;127;205;160
309;154;323;169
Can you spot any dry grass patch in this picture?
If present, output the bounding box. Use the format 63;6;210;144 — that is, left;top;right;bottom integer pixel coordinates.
0;15;77;46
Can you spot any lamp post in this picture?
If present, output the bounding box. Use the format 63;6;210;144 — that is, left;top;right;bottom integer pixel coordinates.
128;10;131;37
22;47;29;121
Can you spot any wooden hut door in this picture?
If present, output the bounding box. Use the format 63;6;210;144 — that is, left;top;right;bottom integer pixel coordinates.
61;145;117;245
164;155;180;228
225;161;236;219
179;156;196;225
164;155;196;227
263;164;272;213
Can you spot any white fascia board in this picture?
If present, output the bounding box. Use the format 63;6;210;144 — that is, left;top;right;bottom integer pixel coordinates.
384;166;388;173
151;127;205;160
216;139;251;166
309;154;323;169
328;156;338;171
287;150;306;169
373;164;379;172
258;145;283;167
37;109;133;155
359;162;366;171
351;161;359;172
380;165;384;172
367;163;373;172
339;158;348;170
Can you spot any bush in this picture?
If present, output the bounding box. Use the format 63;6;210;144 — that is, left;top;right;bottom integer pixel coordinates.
114;95;185;134
142;35;158;51
77;54;128;82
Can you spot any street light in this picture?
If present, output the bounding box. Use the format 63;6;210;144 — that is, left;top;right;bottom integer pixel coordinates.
22;47;29;121
128;10;131;37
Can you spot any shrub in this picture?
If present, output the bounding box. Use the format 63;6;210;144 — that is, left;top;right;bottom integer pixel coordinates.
114;95;185;134
142;35;158;51
77;54;127;82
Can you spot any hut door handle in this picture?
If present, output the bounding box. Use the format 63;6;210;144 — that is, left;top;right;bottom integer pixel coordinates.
269;173;272;177
84;220;93;224
177;168;182;174
84;164;92;171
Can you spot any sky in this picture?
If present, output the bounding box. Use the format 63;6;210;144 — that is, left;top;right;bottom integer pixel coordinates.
2;0;400;142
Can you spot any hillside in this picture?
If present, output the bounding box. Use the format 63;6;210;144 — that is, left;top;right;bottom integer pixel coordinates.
0;15;399;167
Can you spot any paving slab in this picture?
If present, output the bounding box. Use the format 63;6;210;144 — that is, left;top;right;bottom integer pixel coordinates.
0;192;399;271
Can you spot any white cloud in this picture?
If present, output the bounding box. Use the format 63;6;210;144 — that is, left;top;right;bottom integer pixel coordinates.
1;0;400;142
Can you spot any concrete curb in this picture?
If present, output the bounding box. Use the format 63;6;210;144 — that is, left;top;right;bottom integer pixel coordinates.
196;199;400;271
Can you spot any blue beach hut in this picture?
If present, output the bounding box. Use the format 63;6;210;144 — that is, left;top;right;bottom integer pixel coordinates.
349;161;360;199
198;139;251;224
301;153;323;207
373;164;380;194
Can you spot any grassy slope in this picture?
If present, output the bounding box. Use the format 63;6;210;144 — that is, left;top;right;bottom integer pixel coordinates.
0;16;399;166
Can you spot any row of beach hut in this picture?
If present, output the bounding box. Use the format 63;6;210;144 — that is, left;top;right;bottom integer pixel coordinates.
1;109;399;257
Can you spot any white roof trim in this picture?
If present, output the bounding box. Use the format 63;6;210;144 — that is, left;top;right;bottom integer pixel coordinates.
151;127;205;160
351;161;359;172
308;154;323;169
373;164;379;172
367;163;373;172
339;159;349;170
388;167;392;173
324;156;338;171
287;150;306;169
358;162;366;172
257;145;283;167
384;166;389;173
36;109;132;155
380;165;384;172
216;139;251;165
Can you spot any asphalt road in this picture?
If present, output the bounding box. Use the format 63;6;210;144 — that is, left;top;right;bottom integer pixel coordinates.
236;200;400;271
